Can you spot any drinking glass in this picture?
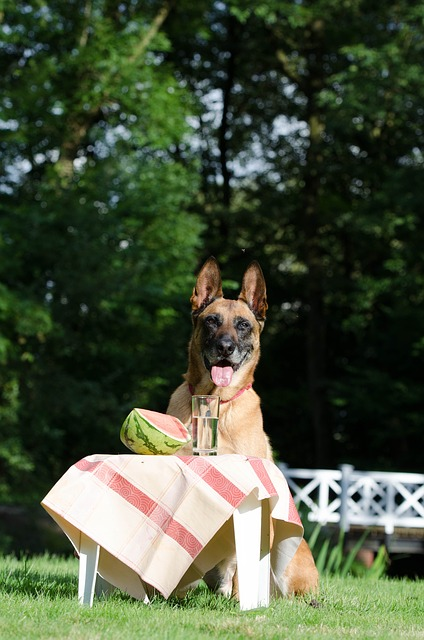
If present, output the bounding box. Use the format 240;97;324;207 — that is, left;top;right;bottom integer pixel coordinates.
191;395;220;455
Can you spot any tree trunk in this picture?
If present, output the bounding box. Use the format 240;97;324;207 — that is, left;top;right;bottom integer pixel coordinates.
219;16;237;209
274;18;331;465
302;23;330;467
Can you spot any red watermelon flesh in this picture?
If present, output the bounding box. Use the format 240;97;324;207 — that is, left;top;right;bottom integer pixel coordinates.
136;409;190;440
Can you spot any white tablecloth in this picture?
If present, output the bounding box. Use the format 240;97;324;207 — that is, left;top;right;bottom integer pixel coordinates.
41;454;303;600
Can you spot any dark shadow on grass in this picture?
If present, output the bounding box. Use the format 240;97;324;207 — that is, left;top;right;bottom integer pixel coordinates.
1;567;77;599
0;562;235;608
2;563;282;611
156;583;240;611
0;564;138;602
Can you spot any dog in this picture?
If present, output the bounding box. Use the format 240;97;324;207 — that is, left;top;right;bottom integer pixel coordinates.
167;256;318;598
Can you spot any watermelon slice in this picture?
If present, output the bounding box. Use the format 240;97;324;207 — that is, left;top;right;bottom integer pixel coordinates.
120;408;191;455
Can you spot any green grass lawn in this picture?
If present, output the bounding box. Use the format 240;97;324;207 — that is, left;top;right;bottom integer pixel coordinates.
0;555;423;640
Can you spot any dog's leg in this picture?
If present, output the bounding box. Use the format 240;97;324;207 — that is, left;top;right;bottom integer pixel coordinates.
283;539;319;596
231;566;239;600
203;556;237;597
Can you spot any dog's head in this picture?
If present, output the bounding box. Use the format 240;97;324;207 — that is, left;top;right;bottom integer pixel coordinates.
189;257;268;388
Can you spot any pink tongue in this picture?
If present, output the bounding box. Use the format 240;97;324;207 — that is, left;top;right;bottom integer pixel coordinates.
211;365;234;387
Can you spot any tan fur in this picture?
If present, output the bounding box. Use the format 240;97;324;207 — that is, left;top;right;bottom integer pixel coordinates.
167;257;318;598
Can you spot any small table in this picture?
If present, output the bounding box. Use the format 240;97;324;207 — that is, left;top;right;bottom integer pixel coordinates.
41;454;303;611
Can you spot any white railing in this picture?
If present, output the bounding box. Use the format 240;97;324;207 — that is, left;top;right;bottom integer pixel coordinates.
278;463;424;535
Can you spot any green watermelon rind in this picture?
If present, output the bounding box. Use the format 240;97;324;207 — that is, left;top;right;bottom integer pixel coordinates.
120;409;191;455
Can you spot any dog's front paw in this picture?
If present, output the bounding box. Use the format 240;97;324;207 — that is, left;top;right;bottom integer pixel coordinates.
203;556;237;597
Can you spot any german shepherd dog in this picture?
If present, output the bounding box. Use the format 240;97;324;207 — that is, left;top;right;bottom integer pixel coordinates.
167;257;318;598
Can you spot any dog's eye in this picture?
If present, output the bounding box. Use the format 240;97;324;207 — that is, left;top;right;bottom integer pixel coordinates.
236;319;251;332
204;315;220;328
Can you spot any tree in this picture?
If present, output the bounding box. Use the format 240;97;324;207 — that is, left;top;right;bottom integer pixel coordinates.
164;0;424;470
0;0;202;502
1;0;423;514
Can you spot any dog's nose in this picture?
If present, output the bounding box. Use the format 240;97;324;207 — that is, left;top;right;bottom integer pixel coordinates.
217;335;235;357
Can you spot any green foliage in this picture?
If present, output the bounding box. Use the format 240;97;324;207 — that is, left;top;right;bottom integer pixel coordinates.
1;0;424;509
308;525;389;579
164;0;424;470
0;1;202;502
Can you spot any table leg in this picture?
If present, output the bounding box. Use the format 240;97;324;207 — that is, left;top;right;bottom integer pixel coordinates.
233;494;271;610
77;532;150;606
259;498;271;605
78;532;100;606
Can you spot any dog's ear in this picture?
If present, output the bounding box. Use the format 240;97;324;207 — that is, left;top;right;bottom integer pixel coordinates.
238;261;268;327
190;256;224;317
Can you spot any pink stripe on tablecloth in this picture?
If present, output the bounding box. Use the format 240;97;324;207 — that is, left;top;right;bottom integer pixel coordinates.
75;458;102;473
73;458;203;558
247;458;302;526
179;456;246;508
288;492;303;526
247;458;278;497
